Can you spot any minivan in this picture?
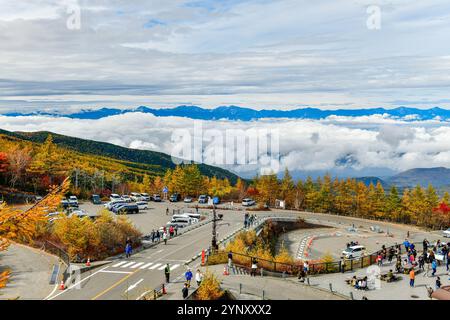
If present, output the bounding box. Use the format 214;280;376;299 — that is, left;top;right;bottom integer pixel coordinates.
342;245;366;259
91;194;102;205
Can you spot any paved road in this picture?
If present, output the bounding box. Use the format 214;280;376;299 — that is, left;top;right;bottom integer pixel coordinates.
46;208;446;300
48;210;245;300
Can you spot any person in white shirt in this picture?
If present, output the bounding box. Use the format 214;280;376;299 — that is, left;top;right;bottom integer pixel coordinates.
195;269;203;286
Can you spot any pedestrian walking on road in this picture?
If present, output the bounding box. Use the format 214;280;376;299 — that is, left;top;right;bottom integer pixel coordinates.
164;264;170;283
409;269;415;287
195;205;199;215
125;243;132;258
151;229;155;243
195;269;203;286
447;251;450;272
163;231;168;245
156;230;160;243
169;225;174;238
175;225;178;236
166;207;169;215
185;268;193;287
182;283;189;299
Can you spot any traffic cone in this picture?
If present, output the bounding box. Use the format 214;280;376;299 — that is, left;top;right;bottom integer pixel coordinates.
223;266;229;276
86;258;91;267
162;284;167;294
59;280;65;290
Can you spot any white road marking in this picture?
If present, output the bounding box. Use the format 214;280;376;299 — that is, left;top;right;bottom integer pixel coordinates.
47;266;109;300
150;263;162;270
157;265;166;270
156;249;163;253
131;262;145;269
125;279;144;292
121;261;136;268
99;270;133;274
171;264;180;271
112;261;127;268
140;262;153;269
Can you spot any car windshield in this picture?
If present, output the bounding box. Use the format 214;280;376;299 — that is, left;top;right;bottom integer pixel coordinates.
344;248;353;253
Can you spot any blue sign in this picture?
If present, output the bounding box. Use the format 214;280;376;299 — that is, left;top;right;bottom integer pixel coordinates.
162;186;168;193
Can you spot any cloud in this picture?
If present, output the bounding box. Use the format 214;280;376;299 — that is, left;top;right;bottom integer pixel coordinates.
1;113;450;176
0;1;450;111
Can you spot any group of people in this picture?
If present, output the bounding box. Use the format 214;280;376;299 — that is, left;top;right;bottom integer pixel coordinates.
149;225;178;245
350;276;368;290
181;268;204;299
244;213;256;229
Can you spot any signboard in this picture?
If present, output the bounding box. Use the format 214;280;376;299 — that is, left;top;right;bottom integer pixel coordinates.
162;186;168;194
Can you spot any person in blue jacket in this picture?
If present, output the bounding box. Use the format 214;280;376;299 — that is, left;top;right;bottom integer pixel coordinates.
185;268;193;287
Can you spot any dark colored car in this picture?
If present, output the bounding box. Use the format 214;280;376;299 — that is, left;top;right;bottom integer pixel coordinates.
198;195;208;204
169;193;180;202
113;204;139;215
91;194;102;205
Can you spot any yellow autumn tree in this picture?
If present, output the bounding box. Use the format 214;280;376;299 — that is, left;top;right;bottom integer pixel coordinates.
196;270;224;300
0;178;69;288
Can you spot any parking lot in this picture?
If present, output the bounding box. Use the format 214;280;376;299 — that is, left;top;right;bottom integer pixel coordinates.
78;200;249;236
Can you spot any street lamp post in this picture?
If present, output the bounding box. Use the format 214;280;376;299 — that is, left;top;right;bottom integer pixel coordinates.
211;204;219;252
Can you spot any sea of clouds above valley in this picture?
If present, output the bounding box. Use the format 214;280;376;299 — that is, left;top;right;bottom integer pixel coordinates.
1;113;450;176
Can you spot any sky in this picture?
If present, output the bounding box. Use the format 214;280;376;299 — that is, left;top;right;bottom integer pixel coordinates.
0;0;450;112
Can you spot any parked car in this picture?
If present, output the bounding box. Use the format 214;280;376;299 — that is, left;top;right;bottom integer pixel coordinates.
184;196;193;203
130;192;142;202
110;194;121;202
443;228;450;238
185;212;201;220
170;193;180;202
152;194;162;202
136;201;148;210
105;201;127;211
68;195;79;206
91;194;102;205
140;193;151;201
109;202;128;211
114;204;139;215
342;245;366;259
34;195;43;203
242;198;256;206
121;195;132;203
60;198;70;209
198;195;208;204
68;209;98;220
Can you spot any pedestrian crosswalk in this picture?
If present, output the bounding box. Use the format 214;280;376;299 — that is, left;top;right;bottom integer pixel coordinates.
110;260;181;272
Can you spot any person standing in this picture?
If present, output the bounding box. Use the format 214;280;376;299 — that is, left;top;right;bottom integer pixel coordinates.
156;230;160;243
195;205;199;215
182;283;189;299
436;276;441;289
125;242;132;258
166;207;169;215
169;225;174;238
432;259;437;276
228;251;233;269
447;251;450;272
195;269;203;286
185;268;193;287
175;225;178;236
251;258;258;277
164;264;170;283
163;231;168;245
409;269;415;287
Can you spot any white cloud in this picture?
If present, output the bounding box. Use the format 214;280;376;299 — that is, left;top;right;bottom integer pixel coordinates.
1;113;450;175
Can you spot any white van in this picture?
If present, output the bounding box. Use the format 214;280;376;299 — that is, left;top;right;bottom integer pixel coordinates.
184;212;201;220
342;245;366;259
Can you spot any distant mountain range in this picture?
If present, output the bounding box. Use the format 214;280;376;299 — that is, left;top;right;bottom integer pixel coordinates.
356;167;450;190
3;105;450;121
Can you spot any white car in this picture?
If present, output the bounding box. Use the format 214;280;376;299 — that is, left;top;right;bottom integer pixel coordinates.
110;194;121;202
242;198;256;206
443;228;450;238
184;196;193;203
104;200;126;210
140;193;151;201
130;193;142;202
121;195;132;203
136;201;148;210
342;245;366;259
68;196;78;206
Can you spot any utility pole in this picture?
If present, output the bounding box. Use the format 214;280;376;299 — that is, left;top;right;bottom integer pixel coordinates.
211;204;218;252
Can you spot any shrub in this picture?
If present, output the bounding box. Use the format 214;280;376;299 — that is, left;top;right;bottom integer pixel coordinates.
196;270;224;300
